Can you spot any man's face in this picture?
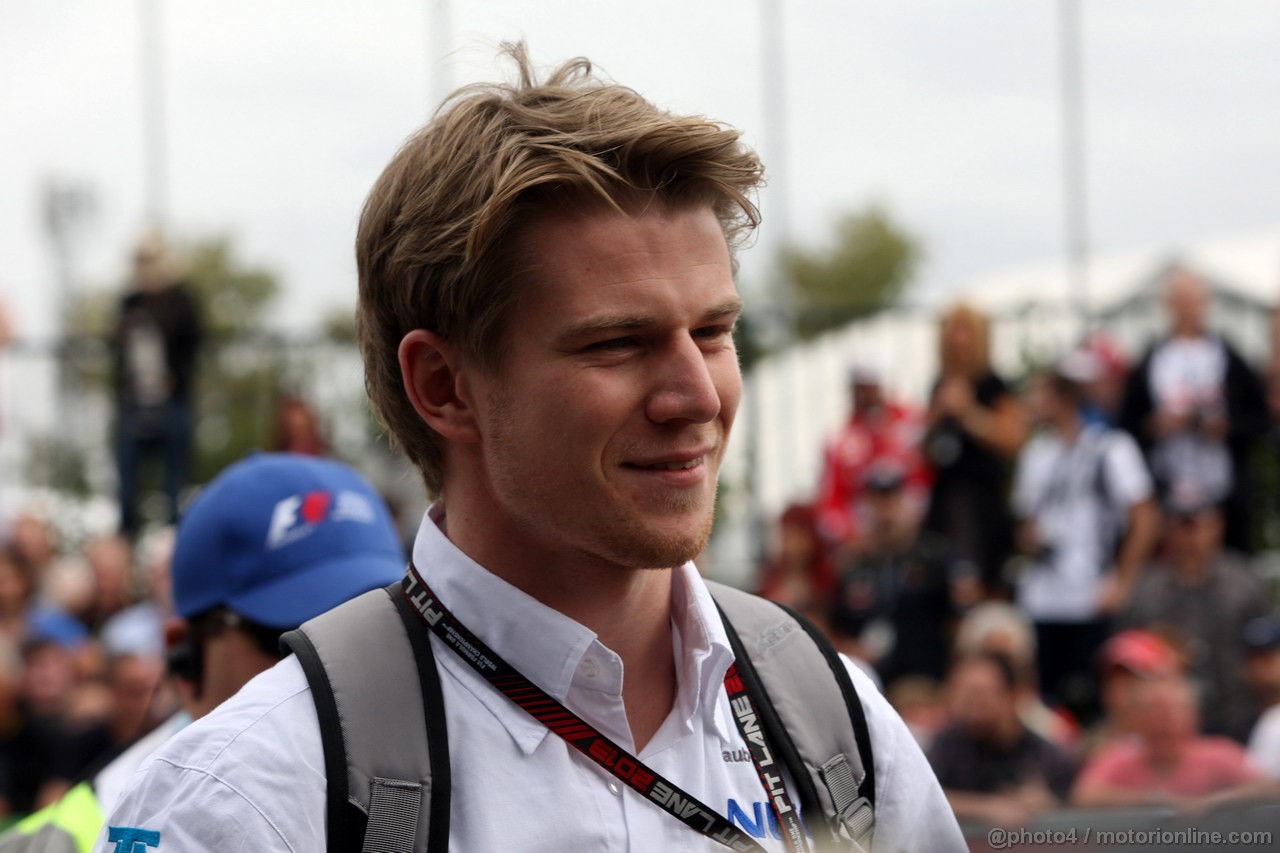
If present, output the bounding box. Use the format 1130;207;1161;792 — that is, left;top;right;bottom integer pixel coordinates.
1167;508;1223;565
462;204;742;571
949;659;1017;743
852;381;882;414
1165;271;1208;334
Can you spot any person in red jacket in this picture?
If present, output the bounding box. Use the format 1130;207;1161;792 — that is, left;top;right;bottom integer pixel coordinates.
815;362;930;558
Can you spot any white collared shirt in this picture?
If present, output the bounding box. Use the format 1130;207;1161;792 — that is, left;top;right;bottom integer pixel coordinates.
98;510;963;852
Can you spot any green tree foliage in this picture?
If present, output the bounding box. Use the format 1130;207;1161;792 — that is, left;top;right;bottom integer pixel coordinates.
184;237;278;339
783;206;922;340
180;237;283;483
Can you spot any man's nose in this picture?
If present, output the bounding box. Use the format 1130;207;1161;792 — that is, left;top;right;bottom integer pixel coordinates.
645;336;722;425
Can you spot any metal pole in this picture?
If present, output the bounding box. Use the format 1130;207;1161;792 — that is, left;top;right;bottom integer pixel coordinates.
43;182;95;444
761;0;792;333
1060;0;1090;331
748;0;794;565
140;0;168;228
427;0;452;110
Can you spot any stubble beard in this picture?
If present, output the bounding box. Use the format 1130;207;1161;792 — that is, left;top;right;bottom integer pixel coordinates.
485;395;719;571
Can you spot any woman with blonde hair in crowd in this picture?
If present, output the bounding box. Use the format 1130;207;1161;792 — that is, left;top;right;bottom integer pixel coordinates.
921;302;1027;596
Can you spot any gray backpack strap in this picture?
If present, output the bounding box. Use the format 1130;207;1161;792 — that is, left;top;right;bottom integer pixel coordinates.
706;581;875;853
281;584;450;853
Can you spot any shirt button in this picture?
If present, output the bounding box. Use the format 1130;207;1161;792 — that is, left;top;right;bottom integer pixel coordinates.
608;781;622;796
581;658;600;678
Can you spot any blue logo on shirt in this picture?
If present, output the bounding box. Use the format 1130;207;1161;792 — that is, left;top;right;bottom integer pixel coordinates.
108;826;161;852
727;799;805;839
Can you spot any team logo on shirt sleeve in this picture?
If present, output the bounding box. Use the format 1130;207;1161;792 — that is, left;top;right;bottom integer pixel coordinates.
107;826;161;852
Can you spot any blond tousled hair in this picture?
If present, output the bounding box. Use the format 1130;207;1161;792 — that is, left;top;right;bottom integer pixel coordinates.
356;44;764;495
937;301;992;379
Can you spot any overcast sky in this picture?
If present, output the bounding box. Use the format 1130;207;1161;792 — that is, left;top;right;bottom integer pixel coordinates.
3;0;1278;340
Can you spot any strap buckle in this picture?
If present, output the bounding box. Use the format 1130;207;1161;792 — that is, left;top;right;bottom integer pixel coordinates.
820;755;875;852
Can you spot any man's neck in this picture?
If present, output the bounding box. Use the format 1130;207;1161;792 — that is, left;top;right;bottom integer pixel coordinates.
1173;555;1213;584
1054;412;1083;442
439;498;679;750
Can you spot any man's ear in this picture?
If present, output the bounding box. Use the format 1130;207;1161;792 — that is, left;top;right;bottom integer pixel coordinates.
399;330;481;443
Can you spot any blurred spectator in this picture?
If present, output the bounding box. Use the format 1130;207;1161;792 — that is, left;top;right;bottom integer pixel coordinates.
0;454;406;847
0;294;11;348
8;513;56;594
99;528;174;663
1122;484;1265;741
272;394;329;457
757;503;832;620
927;652;1077;828
828;463;971;686
1081;629;1183;757
953;602;1079;751
1072;676;1275;809
1;614;97;814
0;549;35;645
1244;616;1280;778
922;303;1027;594
78;535;134;633
887;675;948;751
1268;302;1280;422
1118;268;1267;553
815;361;929;552
112;232;202;538
1012;362;1159;719
1077;333;1131;428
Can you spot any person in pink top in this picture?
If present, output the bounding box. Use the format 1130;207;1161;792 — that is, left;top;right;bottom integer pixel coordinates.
1072;675;1278;810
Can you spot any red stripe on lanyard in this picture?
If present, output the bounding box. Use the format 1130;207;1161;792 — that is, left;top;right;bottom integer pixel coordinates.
400;564;812;852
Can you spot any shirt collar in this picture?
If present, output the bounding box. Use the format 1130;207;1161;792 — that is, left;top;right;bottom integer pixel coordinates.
410;506;737;754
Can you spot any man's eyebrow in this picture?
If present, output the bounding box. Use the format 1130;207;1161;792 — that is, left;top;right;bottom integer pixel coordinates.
555;298;744;346
702;298;744;323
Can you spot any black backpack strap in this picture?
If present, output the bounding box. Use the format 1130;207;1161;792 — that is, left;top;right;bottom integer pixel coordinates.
279;627;368;853
389;588;451;853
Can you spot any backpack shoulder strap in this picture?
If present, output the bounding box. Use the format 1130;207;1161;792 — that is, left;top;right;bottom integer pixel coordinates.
280;583;450;853
706;581;875;852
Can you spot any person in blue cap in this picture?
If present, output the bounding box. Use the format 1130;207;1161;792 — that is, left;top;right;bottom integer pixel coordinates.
1;452;405;853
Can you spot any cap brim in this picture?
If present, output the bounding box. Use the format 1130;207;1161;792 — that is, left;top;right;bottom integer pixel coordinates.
226;553;406;630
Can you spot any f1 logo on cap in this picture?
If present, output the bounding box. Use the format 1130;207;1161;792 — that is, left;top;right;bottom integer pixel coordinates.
265;489;378;550
266;491;331;550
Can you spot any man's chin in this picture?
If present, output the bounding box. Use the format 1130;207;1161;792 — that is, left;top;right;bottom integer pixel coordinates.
607;510;715;570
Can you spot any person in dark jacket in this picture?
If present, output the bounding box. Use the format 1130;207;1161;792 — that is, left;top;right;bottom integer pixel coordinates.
1118;267;1267;553
111;234;202;538
922;303;1028;595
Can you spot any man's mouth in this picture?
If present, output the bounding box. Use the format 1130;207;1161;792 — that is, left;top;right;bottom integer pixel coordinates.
631;457;704;471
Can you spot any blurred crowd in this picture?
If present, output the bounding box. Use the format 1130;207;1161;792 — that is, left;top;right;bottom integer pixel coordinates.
757;267;1280;827
0;233;345;823
2;239;1280;833
0;520;175;819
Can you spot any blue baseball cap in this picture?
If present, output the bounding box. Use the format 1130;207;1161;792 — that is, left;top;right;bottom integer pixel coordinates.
172;453;406;629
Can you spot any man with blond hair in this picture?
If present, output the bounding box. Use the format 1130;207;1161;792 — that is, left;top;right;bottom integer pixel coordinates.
100;46;962;852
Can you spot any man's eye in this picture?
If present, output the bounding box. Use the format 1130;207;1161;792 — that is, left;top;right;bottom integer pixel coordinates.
694;325;734;341
587;337;639;352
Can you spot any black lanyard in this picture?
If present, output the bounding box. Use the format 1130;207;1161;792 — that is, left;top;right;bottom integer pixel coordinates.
401;564;811;853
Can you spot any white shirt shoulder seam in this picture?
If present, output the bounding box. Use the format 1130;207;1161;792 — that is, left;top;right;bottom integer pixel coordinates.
204;682;312;768
148;757;300;853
